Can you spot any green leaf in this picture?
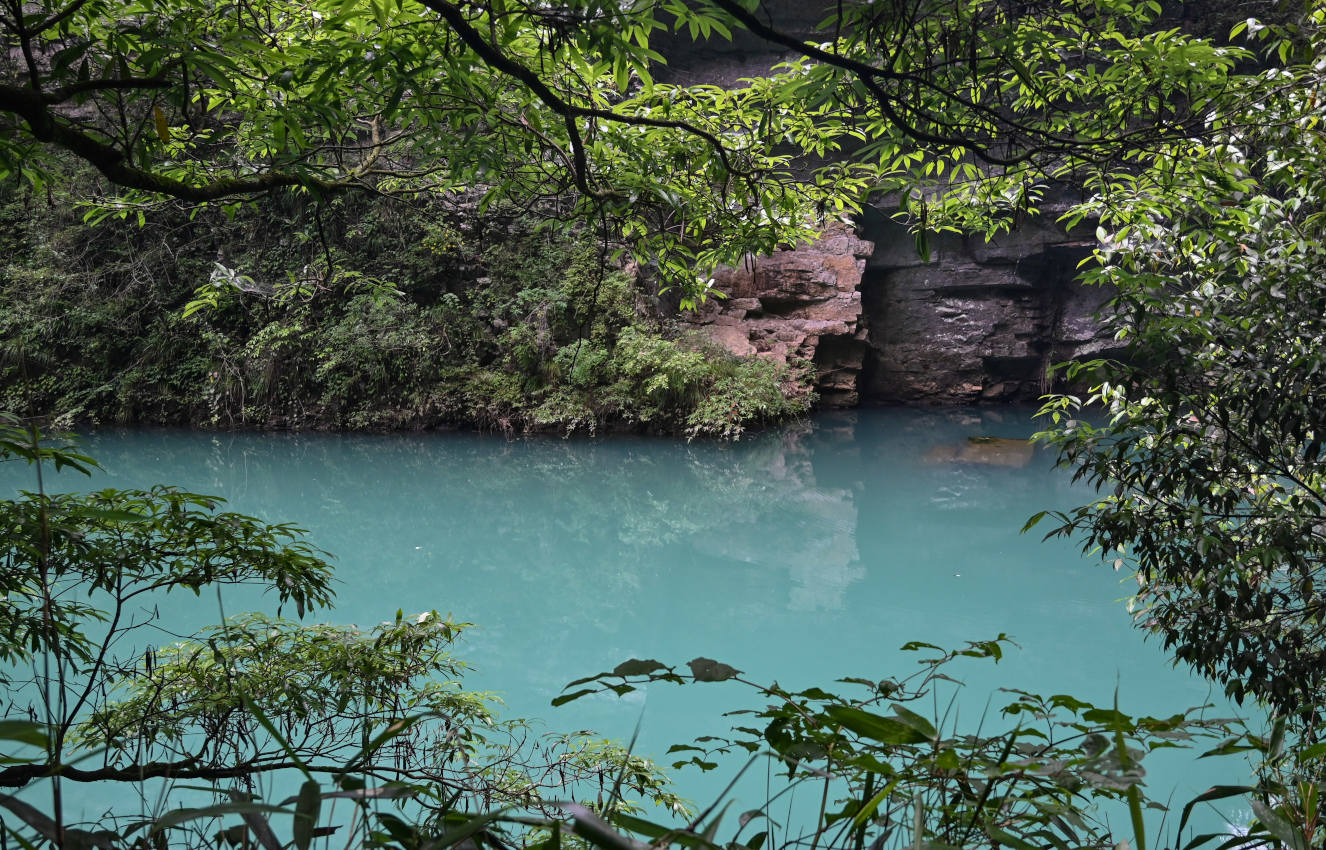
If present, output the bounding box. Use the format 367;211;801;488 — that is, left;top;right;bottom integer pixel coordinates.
153;106;169;143
292;780;320;850
67;507;149;523
688;657;740;682
429;809;510;848
552;688;597;706
933;748;960;770
1177;784;1252;839
1114;716;1146;850
1296;742;1326;764
612;659;666;677
1021;511;1048;533
1250;800;1306;850
609;812;671;840
1083;707;1131;725
561;803;650;850
152;803;292;833
984;824;1041;850
851;777;901;827
0;720;48;749
825;706;928;745
890;704;938;741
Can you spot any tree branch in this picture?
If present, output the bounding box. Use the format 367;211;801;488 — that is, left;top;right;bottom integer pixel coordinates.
0;83;348;200
0;758;327;788
44;76;173;104
32;0;94;35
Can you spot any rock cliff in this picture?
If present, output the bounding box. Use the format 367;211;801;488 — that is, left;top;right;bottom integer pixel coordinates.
685;208;1119;407
856;205;1118;404
682;224;875;407
656;1;1176;408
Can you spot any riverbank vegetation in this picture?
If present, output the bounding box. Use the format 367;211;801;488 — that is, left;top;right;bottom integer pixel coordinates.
0;421;1316;850
5;0;1326;847
0;182;809;437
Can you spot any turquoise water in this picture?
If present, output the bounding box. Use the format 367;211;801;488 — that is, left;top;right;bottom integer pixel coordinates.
3;408;1253;835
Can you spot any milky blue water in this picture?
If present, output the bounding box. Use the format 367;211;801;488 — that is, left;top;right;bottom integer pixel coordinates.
2;408;1255;838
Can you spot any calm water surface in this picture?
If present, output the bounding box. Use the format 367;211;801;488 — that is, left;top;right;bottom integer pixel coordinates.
6;408;1250;831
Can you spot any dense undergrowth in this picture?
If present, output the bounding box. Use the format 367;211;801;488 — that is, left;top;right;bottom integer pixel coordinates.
0;173;810;438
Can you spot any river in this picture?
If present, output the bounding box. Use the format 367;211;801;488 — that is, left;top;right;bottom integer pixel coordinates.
3;407;1252;838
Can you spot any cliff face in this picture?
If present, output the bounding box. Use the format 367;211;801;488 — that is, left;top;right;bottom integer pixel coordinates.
683;225;875;407
856;206;1118;404
687;210;1118;407
656;2;1214;407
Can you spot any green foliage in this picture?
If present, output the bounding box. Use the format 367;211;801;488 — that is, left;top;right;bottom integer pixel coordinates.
0;0;1271;435
606;329;804;440
1034;5;1326;727
8;0;1326;844
0;435;334;674
0;0;1254;295
551;639;1268;850
72;611;490;756
0;184;807;437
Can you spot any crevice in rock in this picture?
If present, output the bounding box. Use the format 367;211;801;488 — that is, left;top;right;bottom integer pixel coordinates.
813;334;868;407
760;295;832;315
929;284;1038;297
856;200;1108;404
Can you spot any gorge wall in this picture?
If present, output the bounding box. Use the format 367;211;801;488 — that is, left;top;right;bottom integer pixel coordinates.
685;206;1119;407
855;205;1118;404
657;1;1220;408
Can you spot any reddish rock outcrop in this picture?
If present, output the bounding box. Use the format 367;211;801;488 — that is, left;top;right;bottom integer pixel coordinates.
684;225;875;407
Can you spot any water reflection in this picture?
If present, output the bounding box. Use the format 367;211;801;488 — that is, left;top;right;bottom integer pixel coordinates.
21;408;1121;716
58;407;1062;627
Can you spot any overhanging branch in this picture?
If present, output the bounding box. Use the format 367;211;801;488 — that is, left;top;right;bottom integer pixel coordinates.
0;83;349;200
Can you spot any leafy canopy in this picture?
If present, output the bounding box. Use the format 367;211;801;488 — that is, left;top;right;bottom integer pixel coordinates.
0;0;1247;298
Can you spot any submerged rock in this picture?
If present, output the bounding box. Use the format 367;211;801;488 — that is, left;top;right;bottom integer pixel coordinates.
924;436;1034;468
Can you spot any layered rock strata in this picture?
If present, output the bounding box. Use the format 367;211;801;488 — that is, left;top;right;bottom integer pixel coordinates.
683;225;875;407
685;211;1119;407
856;207;1117;404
